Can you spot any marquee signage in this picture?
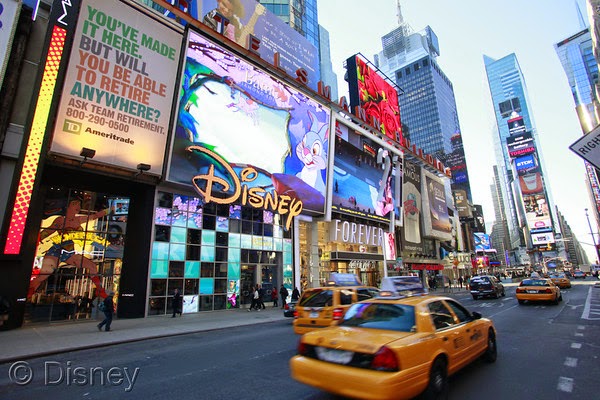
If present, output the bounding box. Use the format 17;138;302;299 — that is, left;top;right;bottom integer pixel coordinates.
330;220;385;247
189;145;302;230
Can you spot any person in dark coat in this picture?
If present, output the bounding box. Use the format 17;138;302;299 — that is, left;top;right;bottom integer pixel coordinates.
291;287;300;301
280;284;289;308
97;291;114;332
172;288;182;317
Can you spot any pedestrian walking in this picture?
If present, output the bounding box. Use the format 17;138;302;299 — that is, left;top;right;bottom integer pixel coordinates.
280;284;289;308
458;276;464;288
271;286;278;307
172;288;182;317
248;285;259;311
257;284;266;309
291;286;300;301
97;291;114;332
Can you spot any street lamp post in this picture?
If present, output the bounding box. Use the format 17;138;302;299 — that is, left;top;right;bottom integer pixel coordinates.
584;208;600;264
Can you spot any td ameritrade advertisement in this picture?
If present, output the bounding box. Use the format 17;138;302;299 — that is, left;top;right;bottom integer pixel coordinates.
51;0;182;175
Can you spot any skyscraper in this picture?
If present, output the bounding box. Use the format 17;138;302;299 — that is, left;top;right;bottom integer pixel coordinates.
555;26;600;235
484;53;559;265
259;0;338;99
374;10;475;251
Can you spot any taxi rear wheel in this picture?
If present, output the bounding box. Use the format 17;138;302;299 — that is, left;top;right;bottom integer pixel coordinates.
482;329;497;363
422;357;448;400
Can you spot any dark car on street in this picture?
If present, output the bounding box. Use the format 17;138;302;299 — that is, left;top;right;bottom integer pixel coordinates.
469;275;505;300
283;299;297;318
572;270;586;279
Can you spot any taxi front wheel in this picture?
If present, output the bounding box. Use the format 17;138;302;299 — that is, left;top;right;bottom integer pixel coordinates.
422;357;448;400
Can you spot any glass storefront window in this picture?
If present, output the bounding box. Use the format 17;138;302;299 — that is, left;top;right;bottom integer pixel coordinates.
149;190;293;315
26;188;126;324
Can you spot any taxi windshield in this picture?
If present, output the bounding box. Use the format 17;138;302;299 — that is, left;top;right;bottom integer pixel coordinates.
339;303;416;332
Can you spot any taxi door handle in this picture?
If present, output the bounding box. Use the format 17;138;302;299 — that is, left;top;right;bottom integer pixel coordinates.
466;329;471;332
442;337;448;342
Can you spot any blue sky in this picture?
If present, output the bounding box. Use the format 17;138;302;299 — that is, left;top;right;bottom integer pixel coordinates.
317;0;597;263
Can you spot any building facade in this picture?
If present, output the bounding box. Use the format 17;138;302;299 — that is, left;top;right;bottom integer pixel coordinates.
484;53;560;266
0;0;455;329
555;27;600;237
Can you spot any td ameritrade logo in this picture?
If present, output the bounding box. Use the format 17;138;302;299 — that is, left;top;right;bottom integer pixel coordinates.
63;119;82;134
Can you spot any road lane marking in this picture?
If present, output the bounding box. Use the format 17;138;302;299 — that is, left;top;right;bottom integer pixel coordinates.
571;343;582;349
575;332;583;337
557;377;574;393
564;357;578;367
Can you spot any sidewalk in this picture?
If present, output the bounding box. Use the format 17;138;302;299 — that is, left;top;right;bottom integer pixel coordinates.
0;306;286;364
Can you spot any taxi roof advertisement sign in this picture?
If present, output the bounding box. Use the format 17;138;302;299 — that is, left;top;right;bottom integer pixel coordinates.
50;0;183;175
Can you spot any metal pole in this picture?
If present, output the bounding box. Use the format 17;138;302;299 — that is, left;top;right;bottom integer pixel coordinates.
585;208;599;264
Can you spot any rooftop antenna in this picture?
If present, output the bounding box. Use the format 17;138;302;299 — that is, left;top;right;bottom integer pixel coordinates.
575;0;587;30
396;0;404;26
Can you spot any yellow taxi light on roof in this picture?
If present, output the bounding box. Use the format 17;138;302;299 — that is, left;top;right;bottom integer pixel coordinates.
378;276;427;298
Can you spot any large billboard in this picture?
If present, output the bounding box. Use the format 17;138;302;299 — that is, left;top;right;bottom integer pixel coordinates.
507;115;526;135
402;161;423;255
50;0;182;175
168;30;330;224
507;132;535;158
474;232;491;251
523;192;552;231
156;0;320;91
422;169;452;241
346;54;402;143
331;124;401;223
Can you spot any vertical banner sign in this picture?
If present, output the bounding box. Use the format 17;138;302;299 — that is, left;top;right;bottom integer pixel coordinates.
401;161;423;255
4;0;81;255
422;169;452;241
50;0;182;175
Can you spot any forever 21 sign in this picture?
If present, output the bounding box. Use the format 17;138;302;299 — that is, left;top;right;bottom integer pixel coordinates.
330;220;385;247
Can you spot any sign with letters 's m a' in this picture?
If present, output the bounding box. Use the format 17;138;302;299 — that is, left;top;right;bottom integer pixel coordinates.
570;125;600;170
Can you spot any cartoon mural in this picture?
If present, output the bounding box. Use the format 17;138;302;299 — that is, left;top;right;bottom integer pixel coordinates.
168;30;330;217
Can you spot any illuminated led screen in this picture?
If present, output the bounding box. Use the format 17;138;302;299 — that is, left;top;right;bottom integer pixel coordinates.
4;25;67;255
168;30;330;216
346;55;402;143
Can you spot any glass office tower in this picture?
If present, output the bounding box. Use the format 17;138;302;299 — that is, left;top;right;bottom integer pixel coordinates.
259;0;338;99
555;27;600;230
484;53;559;265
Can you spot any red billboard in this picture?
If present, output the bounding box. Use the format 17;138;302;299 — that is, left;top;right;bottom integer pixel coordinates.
346;54;402;143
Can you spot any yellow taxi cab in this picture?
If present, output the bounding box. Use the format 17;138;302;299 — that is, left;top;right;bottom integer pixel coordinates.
293;273;379;335
516;278;562;305
290;276;497;400
548;273;571;289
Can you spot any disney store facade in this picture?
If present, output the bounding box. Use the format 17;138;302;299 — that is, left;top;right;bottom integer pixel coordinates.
0;0;452;329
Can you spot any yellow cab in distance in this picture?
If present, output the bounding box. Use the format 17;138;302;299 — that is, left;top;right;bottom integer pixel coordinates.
516;277;563;305
290;276;497;400
293;273;379;335
548;273;571;289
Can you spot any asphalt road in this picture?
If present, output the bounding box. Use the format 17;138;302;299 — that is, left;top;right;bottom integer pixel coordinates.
1;282;599;400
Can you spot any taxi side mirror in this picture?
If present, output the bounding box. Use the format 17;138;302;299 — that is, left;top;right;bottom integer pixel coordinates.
472;311;482;320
